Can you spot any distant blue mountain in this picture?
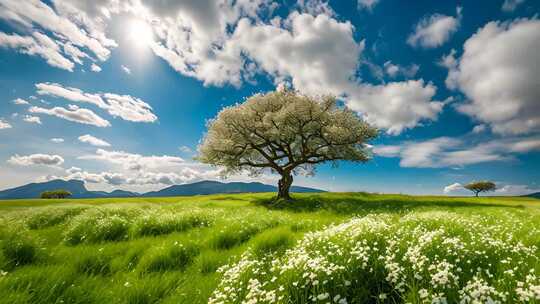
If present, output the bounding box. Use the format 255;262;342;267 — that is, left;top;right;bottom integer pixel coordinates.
0;179;138;199
142;180;324;197
0;179;323;199
524;192;540;199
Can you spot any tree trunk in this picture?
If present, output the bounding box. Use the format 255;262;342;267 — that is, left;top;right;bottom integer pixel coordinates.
475;192;479;197
277;173;293;200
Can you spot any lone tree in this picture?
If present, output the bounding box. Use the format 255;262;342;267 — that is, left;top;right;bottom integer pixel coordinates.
464;181;496;197
197;90;378;200
40;189;72;199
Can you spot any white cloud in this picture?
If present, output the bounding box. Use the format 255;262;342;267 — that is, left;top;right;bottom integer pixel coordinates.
471;124;487;134
179;145;193;153
297;0;334;16
23;115;41;124
90;63;102;72
0;0;116;64
79;149;185;171
383;61;420;78
374;136;540;168
35;82;157;123
0;118;12;129
357;0;380;11
12;98;29;105
121;65;131;74
443;182;464;193
50;138;64;143
29;105;111;127
407;7;462;48
0;31;74;71
501;0;526;12
8;153;64;167
444;18;540;135
226;14;442;134
14;1;440;134
495;184;539;196
78;134;111;147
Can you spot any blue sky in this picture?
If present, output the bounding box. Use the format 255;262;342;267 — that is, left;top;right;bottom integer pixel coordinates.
0;0;539;195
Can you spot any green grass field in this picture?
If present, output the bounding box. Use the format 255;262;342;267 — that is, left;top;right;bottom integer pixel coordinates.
0;193;538;304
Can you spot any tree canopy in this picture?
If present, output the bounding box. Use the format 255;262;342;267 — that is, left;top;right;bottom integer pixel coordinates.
40;189;72;199
464;181;496;197
197;90;378;199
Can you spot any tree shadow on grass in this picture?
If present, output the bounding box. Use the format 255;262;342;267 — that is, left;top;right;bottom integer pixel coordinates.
252;192;525;215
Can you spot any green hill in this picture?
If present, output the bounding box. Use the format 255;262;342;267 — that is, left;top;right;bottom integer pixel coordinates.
0;193;538;304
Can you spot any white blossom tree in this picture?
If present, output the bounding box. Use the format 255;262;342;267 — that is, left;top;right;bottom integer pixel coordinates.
197;90;378;200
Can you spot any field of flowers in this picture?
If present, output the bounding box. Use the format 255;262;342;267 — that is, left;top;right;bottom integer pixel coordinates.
0;193;538;304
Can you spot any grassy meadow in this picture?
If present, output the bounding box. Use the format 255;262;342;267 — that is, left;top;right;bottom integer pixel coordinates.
0;193;539;304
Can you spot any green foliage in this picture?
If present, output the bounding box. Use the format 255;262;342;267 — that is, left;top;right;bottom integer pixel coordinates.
64;209;132;245
0;193;538;303
1;231;38;268
464;181;497;197
198;90;378;198
132;210;212;237
25;206;87;229
252;227;295;256
198;250;228;274
74;252;112;276
40;189;72;199
139;241;200;273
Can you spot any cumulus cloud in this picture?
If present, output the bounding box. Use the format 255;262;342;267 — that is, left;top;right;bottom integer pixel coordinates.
357;0;380;11
50;138;64;143
90;63;102;72
8;153;64;167
0;118;12;129
443;182;464;193
29;105;111;127
78;134;111;147
407;7;462;48
12;98;30;105
16;1;443;134
495;184;540;196
471;124;487;134
501;0;526;12
79;149;185;171
23;115;42;124
224;14;442;134
0;31;74;71
0;0;117;70
444;18;540;135
383;61;420;78
121;65;131;74
35;82;157;123
374;136;540;168
179;146;193;153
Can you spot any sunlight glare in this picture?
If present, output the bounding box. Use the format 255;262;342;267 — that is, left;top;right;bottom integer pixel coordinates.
127;19;154;48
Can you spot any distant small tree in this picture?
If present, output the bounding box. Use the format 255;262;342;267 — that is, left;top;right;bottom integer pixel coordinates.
197;90;378;200
464;181;496;197
40;189;72;199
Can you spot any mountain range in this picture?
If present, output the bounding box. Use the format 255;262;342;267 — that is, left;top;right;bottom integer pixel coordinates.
0;179;323;199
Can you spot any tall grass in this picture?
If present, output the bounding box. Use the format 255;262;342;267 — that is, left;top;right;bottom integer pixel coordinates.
0;193;538;303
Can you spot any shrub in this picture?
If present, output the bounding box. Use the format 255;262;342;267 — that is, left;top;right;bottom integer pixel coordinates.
64;209;131;245
210;212;540;304
132;210;212;237
40;189;72;199
198;251;228;274
252;227;295;256
74;252;112;276
209;217;281;250
25;206;86;230
139;241;199;273
1;231;38;268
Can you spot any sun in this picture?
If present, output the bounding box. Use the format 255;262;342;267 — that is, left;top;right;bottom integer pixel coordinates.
127;19;154;48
